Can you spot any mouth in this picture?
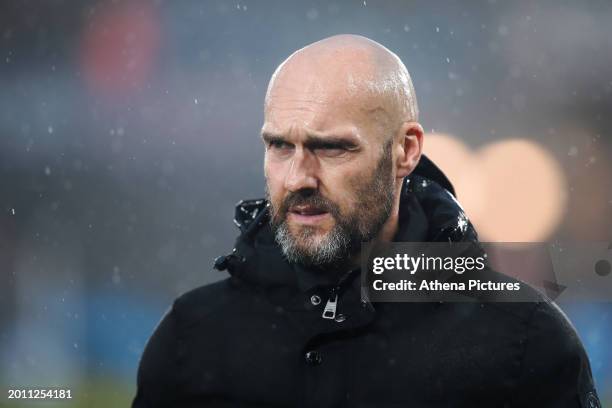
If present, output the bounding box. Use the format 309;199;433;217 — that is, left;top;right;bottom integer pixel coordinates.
287;205;331;225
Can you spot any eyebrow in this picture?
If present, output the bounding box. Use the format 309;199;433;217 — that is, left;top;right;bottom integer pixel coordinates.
261;132;360;150
261;132;285;144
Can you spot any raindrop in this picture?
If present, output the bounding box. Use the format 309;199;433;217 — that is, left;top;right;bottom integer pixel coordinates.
306;8;319;20
112;267;121;285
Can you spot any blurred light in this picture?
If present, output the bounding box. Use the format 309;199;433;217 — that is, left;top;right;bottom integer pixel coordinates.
554;128;612;240
425;134;568;242
479;138;567;241
80;1;160;95
423;133;487;229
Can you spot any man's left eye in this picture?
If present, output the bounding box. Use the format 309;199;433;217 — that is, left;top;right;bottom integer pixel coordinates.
316;146;347;157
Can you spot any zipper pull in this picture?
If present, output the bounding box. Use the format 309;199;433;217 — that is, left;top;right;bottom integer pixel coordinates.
322;293;338;319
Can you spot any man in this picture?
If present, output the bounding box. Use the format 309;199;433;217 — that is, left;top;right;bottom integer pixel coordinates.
133;35;600;407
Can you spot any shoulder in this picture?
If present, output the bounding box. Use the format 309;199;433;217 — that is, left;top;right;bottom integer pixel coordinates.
509;296;599;406
451;268;599;405
132;277;246;407
473;292;600;406
470;269;590;360
467;268;580;342
174;278;236;315
172;276;252;329
520;298;589;375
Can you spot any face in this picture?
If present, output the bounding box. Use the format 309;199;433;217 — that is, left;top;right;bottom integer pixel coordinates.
262;68;397;268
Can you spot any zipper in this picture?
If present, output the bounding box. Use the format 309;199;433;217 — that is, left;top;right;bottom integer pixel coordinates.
322;291;338;319
320;268;359;320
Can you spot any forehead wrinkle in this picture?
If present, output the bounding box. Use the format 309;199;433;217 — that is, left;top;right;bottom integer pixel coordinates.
263;124;362;143
265;35;419;144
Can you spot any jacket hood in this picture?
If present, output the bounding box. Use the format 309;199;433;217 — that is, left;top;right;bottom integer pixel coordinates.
213;154;481;289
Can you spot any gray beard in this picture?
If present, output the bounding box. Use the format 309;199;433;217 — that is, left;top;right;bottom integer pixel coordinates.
274;220;352;268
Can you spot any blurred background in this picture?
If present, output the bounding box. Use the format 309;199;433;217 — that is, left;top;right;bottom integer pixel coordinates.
1;0;611;406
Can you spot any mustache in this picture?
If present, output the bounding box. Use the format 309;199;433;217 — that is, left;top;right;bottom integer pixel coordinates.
272;190;341;223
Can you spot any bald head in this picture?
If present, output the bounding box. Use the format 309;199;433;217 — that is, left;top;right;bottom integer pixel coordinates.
265;34;419;135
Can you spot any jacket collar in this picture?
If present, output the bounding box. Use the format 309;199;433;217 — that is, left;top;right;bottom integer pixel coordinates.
215;155;480;293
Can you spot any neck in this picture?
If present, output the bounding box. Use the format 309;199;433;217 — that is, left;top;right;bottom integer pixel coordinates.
378;208;400;242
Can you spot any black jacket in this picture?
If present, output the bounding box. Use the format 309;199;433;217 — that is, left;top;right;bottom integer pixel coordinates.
133;156;600;408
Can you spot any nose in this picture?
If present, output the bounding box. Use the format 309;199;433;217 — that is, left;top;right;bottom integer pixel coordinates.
284;147;318;192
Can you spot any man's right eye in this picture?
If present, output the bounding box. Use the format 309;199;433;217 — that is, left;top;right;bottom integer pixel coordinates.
268;140;293;151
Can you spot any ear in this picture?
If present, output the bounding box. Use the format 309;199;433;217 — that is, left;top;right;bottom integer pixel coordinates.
395;121;424;179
